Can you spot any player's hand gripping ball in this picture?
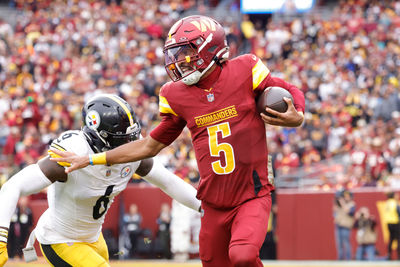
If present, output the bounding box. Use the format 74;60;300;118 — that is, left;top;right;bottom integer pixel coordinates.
256;86;293;117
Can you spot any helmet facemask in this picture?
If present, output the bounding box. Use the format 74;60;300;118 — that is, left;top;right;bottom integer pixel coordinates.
98;123;141;150
165;41;204;84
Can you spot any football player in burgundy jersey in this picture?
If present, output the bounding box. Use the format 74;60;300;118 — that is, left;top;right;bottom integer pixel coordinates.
52;15;305;267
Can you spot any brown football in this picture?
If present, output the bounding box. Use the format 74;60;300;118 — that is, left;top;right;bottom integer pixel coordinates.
256;86;293;117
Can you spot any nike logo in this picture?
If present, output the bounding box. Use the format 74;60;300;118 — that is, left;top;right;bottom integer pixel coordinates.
0;251;3;255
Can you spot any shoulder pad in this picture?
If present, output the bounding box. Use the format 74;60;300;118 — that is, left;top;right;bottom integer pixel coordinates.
48;131;90;166
158;83;179;116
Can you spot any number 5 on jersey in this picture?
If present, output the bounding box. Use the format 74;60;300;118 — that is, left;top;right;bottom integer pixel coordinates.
207;122;235;175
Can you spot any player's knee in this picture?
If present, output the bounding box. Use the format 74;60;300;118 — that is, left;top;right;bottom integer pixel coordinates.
229;244;258;267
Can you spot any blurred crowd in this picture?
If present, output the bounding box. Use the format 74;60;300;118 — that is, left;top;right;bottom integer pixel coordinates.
256;0;400;189
0;0;214;184
0;0;400;191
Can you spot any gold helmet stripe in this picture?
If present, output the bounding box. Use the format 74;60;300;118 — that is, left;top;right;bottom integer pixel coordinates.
104;95;134;126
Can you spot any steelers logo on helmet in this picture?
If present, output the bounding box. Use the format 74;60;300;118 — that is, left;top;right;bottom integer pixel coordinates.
85;110;101;130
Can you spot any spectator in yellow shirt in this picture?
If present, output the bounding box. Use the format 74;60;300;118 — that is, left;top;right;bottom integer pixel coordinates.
384;192;400;260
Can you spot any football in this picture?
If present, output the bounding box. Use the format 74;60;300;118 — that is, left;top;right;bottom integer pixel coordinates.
256;86;293;117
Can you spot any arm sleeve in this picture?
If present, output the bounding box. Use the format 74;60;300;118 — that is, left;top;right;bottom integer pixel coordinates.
0;164;52;229
150;114;186;146
142;159;201;212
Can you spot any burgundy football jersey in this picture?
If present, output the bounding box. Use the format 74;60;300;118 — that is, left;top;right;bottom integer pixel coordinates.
151;54;305;208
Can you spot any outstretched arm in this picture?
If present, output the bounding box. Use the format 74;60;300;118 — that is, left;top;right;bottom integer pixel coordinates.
107;136;166;164
136;158;201;212
50;135;167;173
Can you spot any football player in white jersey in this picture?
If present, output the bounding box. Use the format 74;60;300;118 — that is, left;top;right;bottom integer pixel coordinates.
0;94;201;267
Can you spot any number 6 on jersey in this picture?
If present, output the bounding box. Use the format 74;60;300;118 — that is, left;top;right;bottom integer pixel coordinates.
207;122;235;175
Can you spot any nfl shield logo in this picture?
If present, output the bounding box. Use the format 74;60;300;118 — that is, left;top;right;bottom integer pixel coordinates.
106;169;111;177
207;93;214;102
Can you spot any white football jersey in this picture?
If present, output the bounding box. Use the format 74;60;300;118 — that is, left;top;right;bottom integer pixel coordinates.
35;130;141;244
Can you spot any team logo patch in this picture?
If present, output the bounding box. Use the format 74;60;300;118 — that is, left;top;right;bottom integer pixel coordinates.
120;166;132;178
85;110;100;130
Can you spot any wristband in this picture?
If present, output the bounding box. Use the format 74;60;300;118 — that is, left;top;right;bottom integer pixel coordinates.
89;152;107;165
0;227;8;243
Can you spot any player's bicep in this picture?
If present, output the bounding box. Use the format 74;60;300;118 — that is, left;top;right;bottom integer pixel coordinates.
44;130;82;181
38;156;67;183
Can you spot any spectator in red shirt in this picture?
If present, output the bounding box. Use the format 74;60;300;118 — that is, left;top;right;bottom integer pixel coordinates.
367;137;388;182
275;144;300;175
301;140;321;166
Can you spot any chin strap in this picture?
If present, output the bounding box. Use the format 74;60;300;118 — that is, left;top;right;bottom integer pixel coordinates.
182;47;229;85
182;70;202;85
214;46;230;66
82;127;108;153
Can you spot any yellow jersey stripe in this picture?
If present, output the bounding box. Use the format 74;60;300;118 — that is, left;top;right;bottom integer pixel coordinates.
105;95;134;126
159;96;178;116
252;59;270;90
50;143;66;152
47;150;71;167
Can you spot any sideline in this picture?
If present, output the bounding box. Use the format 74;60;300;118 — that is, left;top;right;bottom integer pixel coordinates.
4;258;399;267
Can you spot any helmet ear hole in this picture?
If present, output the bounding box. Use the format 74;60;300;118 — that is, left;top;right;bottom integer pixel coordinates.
208;45;217;53
86;129;97;140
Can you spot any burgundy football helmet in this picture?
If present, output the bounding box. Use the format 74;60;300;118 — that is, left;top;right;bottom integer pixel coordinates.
164;15;229;85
